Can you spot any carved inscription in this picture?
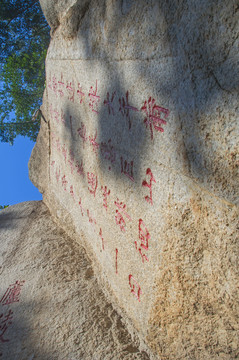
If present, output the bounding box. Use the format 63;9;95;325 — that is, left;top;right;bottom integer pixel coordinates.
142;168;156;205
129;275;142;302
114;199;132;232
0;280;25;355
48;72;171;303
48;73;170;140
141;97;169;139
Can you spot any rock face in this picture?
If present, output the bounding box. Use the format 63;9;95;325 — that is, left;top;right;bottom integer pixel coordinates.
0;202;150;359
30;1;239;359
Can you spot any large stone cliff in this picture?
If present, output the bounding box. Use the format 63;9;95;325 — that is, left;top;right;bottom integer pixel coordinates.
0;202;150;359
29;1;239;359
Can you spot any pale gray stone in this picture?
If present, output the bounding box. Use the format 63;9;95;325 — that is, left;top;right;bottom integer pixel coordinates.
28;1;239;359
0;202;150;359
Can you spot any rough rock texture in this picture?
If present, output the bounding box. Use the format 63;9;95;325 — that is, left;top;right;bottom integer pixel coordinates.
29;1;239;359
0;202;150;359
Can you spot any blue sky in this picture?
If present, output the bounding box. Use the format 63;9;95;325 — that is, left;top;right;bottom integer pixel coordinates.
0;136;42;206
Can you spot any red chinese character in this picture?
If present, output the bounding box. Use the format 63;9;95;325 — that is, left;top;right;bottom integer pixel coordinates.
48;74;58;95
57;73;65;97
57;82;65;97
129;275;142;302
52;74;58;95
100;139;116;165
114;199;131;232
66;80;75;103
56;138;61;152
88;80;100;113
70;185;75;199
61;175;68;191
68;150;75;174
58;73;65;97
60;109;66;125
51;161;55;167
135;219;150;263
119;91;138;130
79;198;85;217
101;186;110;211
142;168;156;205
61;144;67;163
0;310;13;343
99;228;104;250
87;209;96;225
120;157;134;182
77;122;87;147
89;132;100;154
0;281;25;306
75;160;84;178
77;83;85;104
55;167;61;183
87;172;98;197
104;91;116;115
141;97;169;139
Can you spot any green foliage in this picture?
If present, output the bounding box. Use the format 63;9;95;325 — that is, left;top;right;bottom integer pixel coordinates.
0;0;50;144
0;205;9;210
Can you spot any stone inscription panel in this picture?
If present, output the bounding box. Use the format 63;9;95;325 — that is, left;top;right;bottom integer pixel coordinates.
46;60;175;329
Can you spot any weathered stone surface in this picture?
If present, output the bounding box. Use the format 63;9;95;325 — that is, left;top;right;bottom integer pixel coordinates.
0;202;150;359
29;1;239;359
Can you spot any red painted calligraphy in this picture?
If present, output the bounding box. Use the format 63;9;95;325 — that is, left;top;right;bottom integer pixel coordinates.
57;82;65;97
87;172;98;197
89;132;100;154
142;168;156;205
114;199;132;232
104;91;116;115
77;83;85;104
75;160;84;178
55;167;61;183
62;144;67;163
60;109;66;125
66;80;75;103
87;209;97;225
61;175;68;191
77;122;87;147
99;228;104;250
135;219;150;263
88;80;100;113
0;281;25;306
101;186;110;211
79;198;85;217
48;74;58;95
58;73;65;97
121;157;134;182
100;139;116;166
129;275;142;302
0;310;13;343
141;97;169;139
70;185;75;200
119;91;138;130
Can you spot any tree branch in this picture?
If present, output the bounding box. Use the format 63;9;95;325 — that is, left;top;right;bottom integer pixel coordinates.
3;0;39;29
